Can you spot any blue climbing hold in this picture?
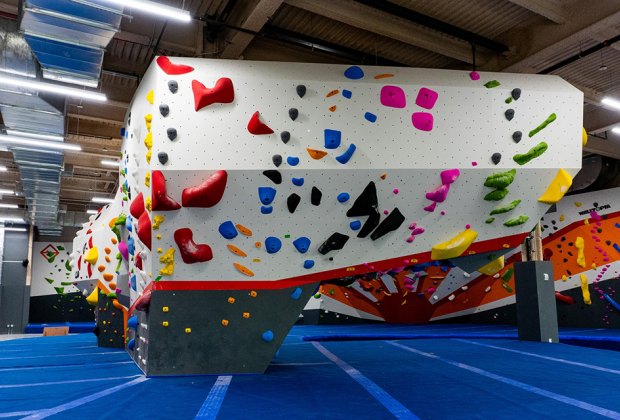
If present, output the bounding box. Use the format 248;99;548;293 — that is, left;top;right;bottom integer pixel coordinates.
337;192;350;203
324;129;341;149
258;186;277;205
336;143;356;164
218;221;238;239
342;89;352;99
127;237;135;256
350;220;362;230
125;215;132;232
364;112;377;123
293;237;311;253
291;287;303;300
287;156;300;166
120;127;126;137
127;338;135;351
128;315;138;330
262;330;274;342
265;236;282;254
344;65;364;80
130;274;137;291
303;259;315;269
614;243;620;253
260;206;273;214
292;177;305;186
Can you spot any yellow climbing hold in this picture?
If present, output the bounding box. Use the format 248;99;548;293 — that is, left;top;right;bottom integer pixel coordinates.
86;287;98;306
562;274;568;282
575;237;586;268
478;256;505;276
144;132;152;149
538;169;573;204
146;89;154;105
145;197;152;212
144;114;152;131
575;202;582;207
145;171;151;187
580;274;591;305
153;215;165;230
582;127;588;147
162;321;169;327
162;306;169;312
431;229;478;260
159;248;175;276
156;234;162;240
146;150;152;164
221;319;229;326
84;247;99;265
185;327;191;334
243;312;250;318
560;214;565;222
227;297;235;304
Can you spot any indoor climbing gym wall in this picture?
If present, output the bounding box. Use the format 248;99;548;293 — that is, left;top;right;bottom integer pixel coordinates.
307;187;620;328
108;57;583;375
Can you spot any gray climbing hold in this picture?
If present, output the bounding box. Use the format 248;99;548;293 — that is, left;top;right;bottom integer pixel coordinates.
491;153;501;165
505;109;515;121
289;108;298;121
296;85;306;98
158;152;168;165
168;81;178;93
273;154;282;167
167;128;177;141
159;104;169;117
512;131;522;143
511;88;521;101
280;131;290;144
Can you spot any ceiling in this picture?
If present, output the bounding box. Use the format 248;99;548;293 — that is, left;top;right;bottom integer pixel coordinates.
1;0;620;233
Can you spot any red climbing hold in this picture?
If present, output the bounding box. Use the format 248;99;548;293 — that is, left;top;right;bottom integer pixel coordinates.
134;290;152;311
174;228;213;264
182;170;227;208
135;252;143;270
130;192;145;219
137;212;152;250
87;263;92;278
152;170;181;211
247;111;274;135
156;56;194;75
192;78;234;111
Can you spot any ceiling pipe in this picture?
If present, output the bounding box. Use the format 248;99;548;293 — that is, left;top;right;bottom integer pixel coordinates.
539;34;620;74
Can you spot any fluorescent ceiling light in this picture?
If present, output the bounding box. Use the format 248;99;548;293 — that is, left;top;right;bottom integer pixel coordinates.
101;159;120;167
0;217;25;223
2;227;27;232
0;135;81;151
602;97;620;110
0;204;18;209
5;129;64;142
612;127;620;135
0;166;6;171
86;209;99;214
0;189;14;195
101;0;191;22
0;74;106;102
92;197;114;204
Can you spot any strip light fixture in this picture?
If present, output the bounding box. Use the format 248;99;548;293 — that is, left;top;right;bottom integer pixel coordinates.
0;189;14;195
612;127;620;135
2;227;27;232
101;159;121;167
92;197;114;204
0;165;6;171
0;204;18;209
0;135;81;151
0;217;25;223
101;0;191;22
86;209;99;215
0;74;106;102
5;129;65;142
602;97;620;110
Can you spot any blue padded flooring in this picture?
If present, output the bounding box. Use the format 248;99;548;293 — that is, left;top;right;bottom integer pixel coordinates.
1;324;620;419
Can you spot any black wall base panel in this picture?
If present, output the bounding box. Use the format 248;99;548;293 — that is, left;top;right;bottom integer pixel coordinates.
96;291;125;348
28;293;94;324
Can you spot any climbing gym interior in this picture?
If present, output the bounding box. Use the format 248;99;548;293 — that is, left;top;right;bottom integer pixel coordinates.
1;1;620;419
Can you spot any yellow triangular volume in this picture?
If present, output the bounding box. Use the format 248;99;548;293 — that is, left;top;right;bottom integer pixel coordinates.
86;287;99;306
431;229;478;260
538;169;572;204
478;256;505;276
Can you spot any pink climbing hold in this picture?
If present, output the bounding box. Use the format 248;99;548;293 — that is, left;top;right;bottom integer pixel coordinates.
411;112;434;131
441;210;446;215
406;236;414;243
118;241;129;261
380;85;406;108
471;162;478;166
409;223;416;230
425;184;450;203
440;169;460;185
393;188;399;194
465;224;471;229
415;87;438;110
469;71;480;81
383;210;389;215
411;227;425;235
424;202;437;212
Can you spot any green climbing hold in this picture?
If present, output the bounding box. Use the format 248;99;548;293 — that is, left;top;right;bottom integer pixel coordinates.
114;213;127;226
60;281;73;286
45;277;54;284
313;293;322;299
501;282;514;293
504;215;529;227
502;267;514;282
490;199;521;215
484;169;516;189
528;113;556;138
484;80;501;88
107;292;118;299
505;97;513;104
484;188;509;201
485;217;495;224
65;259;72;271
513;142;548;165
54;287;65;294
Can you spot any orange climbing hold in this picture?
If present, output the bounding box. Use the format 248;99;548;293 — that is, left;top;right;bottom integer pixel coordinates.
109;282;117;290
104;247;111;254
97;265;106;272
105;256;111;263
255;242;262;248
380;173;387;180
108;218;117;228
329;105;337;112
326;90;339;97
234;263;254;277
307;148;328;160
103;273;114;282
111;237;117;244
235;224;252;236
227;244;247;257
374;73;394;79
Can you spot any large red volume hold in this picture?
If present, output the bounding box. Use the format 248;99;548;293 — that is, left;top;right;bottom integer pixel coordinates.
130;192;145;219
182;170;228;208
152;170;181;211
247;111;274;135
137;212;152;250
134;290;152;311
156;56;194;75
192;78;234;111
174;228;213;264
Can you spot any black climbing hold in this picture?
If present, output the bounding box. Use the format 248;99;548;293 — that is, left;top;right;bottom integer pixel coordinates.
158;152;168;165
357;210;380;239
512;131;522;143
491;153;502;165
505;109;515;121
263;170;282;185
273;154;282;167
347;182;378;217
318;232;350;255
370;208;405;240
168;80;178;94
159;104;169;117
511;88;521;101
287;193;301;213
127;112;131;125
289;108;299;121
280;131;290;144
167;128;177;141
296;84;306;98
311;186;322;206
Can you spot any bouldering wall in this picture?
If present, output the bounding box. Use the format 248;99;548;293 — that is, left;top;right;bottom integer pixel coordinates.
111;57;583;375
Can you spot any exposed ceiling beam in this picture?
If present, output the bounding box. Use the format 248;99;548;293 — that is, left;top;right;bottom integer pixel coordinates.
584;107;620;134
506;0;567;24
67;113;124;127
584;135;620;159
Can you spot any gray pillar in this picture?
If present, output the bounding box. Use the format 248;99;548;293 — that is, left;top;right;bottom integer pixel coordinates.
514;261;558;343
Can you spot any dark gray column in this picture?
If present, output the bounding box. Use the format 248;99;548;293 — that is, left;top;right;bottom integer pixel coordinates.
0;230;30;334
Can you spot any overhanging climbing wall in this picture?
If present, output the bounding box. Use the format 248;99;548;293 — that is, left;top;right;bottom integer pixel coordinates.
114;58;583;375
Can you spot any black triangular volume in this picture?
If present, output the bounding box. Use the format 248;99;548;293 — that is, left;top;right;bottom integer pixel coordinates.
318;232;350;255
263;170;282;185
287;193;301;213
357;210;380;239
311;186;322;206
370;208;405;240
346;181;378;217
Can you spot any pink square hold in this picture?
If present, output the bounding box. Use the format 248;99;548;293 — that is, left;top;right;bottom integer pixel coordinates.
415;87;438;109
380;85;406;108
412;112;434;131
